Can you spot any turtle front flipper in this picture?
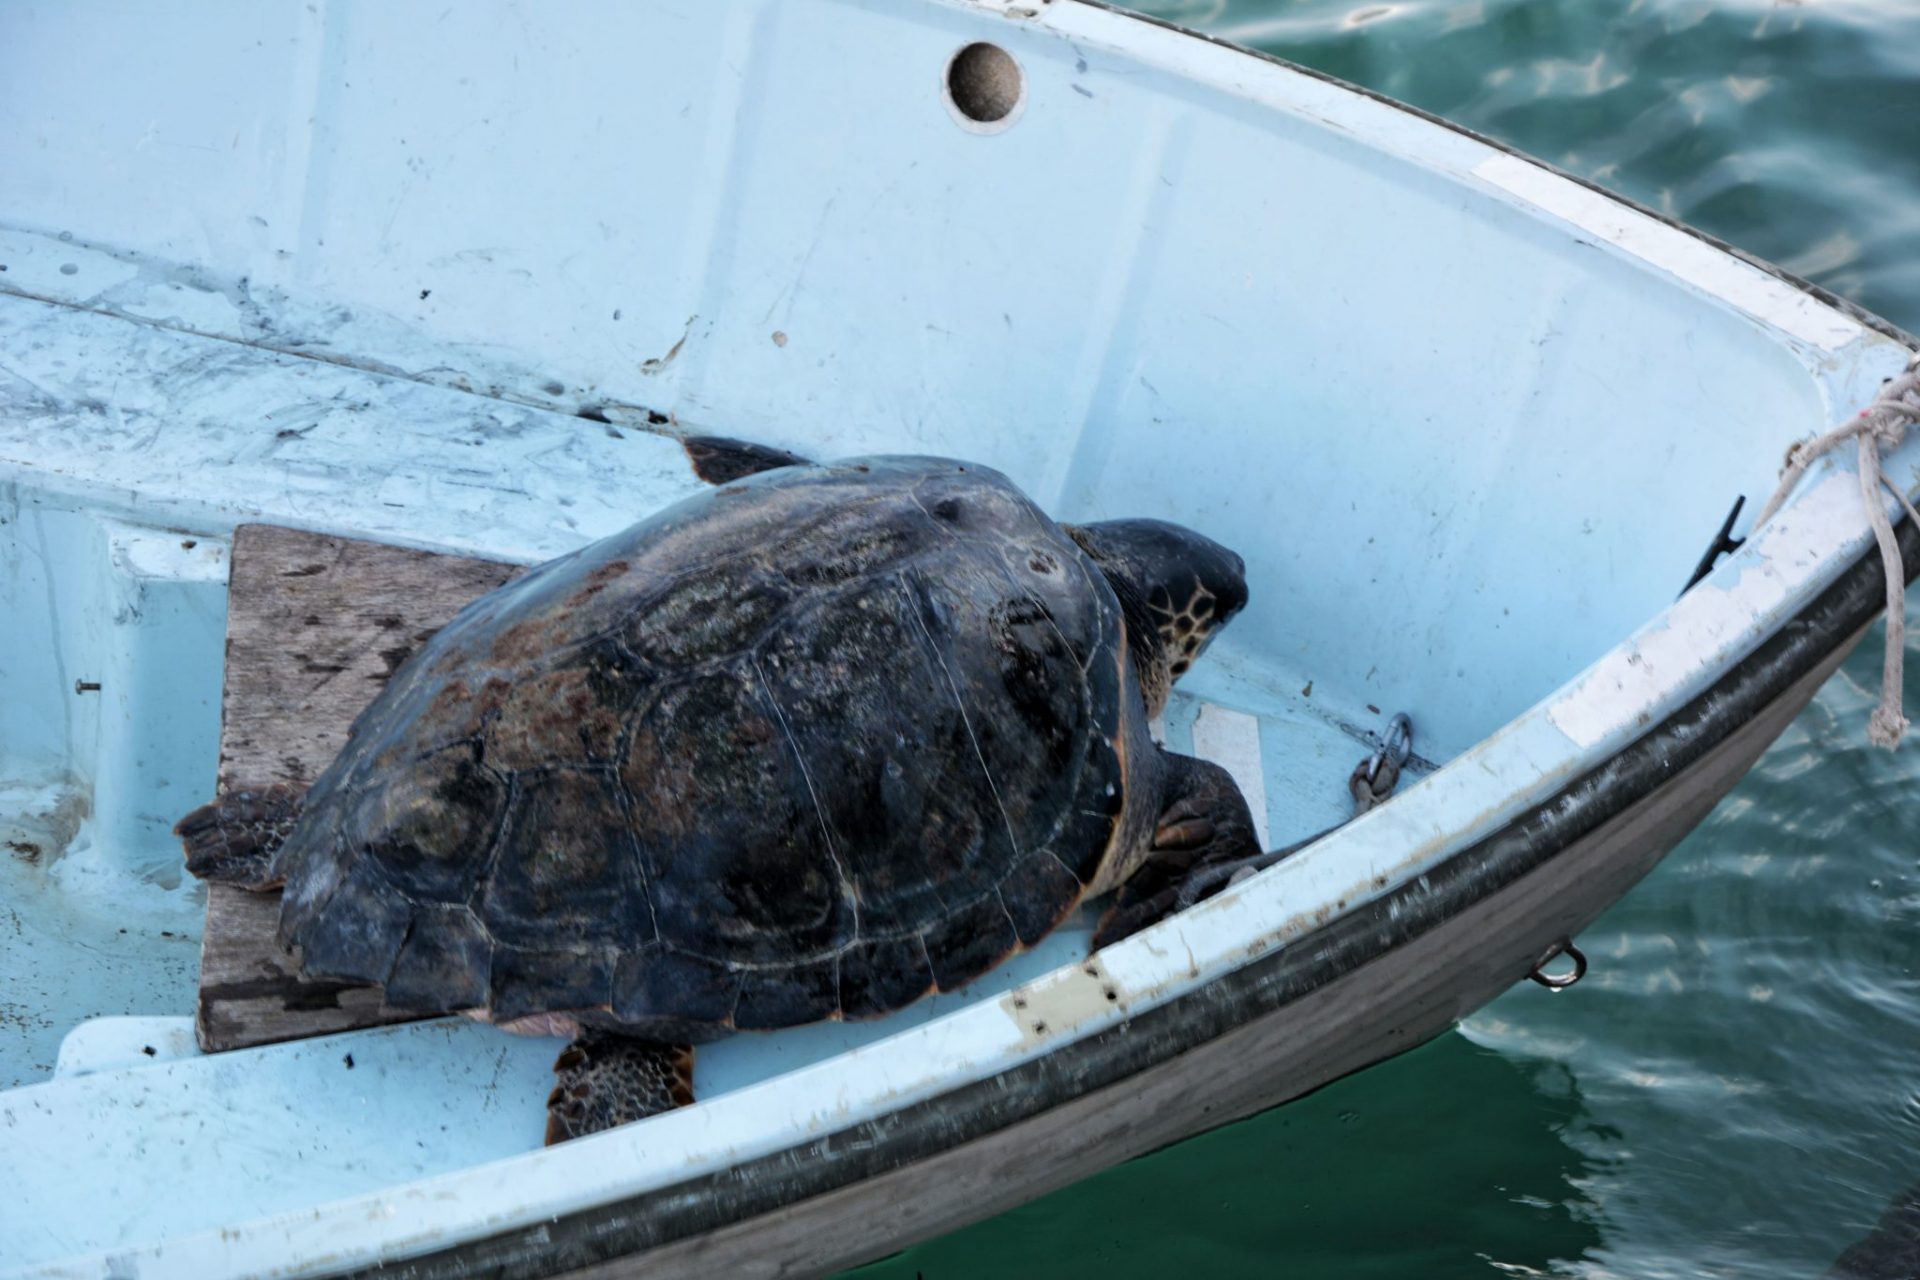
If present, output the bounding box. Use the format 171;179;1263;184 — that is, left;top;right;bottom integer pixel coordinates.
1093;753;1259;948
682;435;813;485
546;1034;696;1145
174;784;305;890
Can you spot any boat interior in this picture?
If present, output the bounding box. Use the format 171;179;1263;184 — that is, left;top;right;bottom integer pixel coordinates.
0;0;1910;1272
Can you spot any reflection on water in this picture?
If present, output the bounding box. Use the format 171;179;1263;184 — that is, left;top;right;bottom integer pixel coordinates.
861;1034;1608;1279
1482;648;1920;1278
852;1;1920;1276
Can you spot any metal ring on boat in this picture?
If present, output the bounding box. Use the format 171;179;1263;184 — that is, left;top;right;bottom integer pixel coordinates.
1365;712;1414;784
1527;939;1587;990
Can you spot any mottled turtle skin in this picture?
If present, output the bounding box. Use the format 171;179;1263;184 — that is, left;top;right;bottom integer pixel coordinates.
183;448;1258;1142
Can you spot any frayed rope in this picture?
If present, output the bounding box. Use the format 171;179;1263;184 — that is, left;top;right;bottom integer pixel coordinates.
1754;359;1920;749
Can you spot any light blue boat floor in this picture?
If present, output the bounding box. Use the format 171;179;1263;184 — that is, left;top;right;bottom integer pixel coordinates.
0;793;204;1090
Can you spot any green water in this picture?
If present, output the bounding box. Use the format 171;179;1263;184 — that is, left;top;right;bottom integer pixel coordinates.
853;2;1920;1275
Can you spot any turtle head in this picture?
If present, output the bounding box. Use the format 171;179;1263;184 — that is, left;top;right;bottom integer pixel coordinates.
1065;518;1249;714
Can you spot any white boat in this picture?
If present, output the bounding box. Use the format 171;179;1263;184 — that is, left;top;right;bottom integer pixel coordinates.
2;2;1916;1276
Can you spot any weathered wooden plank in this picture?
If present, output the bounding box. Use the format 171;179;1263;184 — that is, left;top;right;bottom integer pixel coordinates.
196;524;521;1053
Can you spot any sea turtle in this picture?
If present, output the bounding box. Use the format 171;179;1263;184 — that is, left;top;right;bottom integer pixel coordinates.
178;442;1262;1144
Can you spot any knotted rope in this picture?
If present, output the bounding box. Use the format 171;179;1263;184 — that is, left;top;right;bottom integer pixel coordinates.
1754;359;1920;749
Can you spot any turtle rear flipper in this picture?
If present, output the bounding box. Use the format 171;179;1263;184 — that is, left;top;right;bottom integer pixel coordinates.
546;1034;695;1145
174;784;305;890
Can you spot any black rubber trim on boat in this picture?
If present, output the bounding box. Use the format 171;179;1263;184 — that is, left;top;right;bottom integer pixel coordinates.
362;510;1920;1280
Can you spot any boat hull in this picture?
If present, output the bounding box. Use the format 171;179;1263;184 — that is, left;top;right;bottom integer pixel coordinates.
3;0;1918;1273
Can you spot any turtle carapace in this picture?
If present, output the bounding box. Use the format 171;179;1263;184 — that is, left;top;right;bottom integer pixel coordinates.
179;444;1261;1144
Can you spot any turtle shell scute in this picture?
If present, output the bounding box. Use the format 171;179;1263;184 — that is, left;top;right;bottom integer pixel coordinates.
478;767;653;951
837;936;936;1021
483;635;644;770
346;742;508;905
623;571;789;668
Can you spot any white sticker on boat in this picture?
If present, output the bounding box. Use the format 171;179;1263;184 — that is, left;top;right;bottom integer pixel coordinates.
1189;703;1271;848
1472;153;1864;354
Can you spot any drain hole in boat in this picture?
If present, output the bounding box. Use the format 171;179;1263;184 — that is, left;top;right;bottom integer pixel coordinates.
946;42;1024;131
